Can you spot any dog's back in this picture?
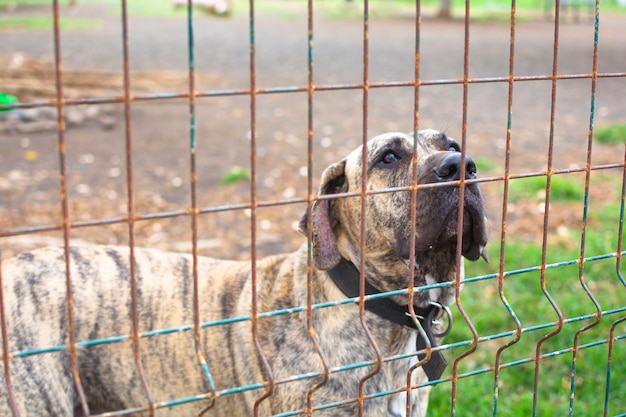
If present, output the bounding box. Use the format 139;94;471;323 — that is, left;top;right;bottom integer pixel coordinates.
0;245;264;416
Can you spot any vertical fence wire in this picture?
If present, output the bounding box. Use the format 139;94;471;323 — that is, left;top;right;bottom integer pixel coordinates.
450;1;479;415
611;161;626;416
52;1;91;416
532;0;566;414
405;1;433;413
185;2;218;414
604;316;626;417
569;0;604;414
618;151;626;287
0;254;17;417
492;1;523;415
304;1;331;415
356;1;384;415
120;1;155;415
247;1;275;414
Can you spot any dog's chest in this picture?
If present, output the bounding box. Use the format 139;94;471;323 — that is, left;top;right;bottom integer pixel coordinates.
386;331;422;417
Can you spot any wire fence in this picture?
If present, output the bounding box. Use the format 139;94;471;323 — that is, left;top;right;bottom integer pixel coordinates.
0;0;625;416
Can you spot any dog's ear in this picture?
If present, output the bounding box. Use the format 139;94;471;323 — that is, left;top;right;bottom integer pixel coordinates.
298;160;347;270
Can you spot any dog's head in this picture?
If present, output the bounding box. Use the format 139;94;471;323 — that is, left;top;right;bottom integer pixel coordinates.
299;130;488;306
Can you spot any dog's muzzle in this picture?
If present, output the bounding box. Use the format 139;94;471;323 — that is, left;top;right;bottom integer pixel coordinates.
411;151;488;262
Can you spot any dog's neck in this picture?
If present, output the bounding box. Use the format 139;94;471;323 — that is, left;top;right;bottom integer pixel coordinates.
337;243;460;307
326;257;435;327
326;257;448;381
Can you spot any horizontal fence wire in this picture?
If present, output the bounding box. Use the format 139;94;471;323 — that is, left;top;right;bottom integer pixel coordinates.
4;73;626;113
3;165;625;238
0;0;625;416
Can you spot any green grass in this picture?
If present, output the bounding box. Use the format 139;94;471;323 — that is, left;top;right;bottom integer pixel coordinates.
475;157;500;174
0;0;50;6
508;174;585;203
0;0;101;29
99;0;191;17
0;14;99;30
3;0;624;24
0;0;191;18
413;0;626;16
301;0;626;21
427;179;626;416
595;124;626;145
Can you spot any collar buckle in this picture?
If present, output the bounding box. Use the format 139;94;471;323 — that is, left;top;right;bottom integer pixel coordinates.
428;301;453;338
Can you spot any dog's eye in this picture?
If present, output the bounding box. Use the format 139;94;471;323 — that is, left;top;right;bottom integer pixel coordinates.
448;142;461;152
381;151;400;165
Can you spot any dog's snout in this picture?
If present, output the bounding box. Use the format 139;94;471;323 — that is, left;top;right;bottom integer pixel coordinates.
435;153;477;182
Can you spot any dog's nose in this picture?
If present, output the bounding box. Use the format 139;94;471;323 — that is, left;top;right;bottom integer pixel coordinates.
435;153;477;182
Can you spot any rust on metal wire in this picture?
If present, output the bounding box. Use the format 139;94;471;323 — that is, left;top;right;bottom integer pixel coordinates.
304;1;331;415
2;163;625;242
247;1;276;415
449;0;478;413
356;3;384;417
184;1;218;415
2;162;624;241
6;71;626;115
119;1;157;415
532;0;566;413
405;1;430;415
51;1;91;416
569;0;604;411
492;2;523;414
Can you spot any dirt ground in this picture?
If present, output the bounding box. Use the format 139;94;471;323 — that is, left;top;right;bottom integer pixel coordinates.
1;2;625;260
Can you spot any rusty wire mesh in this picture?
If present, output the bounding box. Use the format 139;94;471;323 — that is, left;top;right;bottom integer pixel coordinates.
0;0;625;416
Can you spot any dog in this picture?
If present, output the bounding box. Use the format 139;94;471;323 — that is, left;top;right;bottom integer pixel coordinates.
0;130;487;416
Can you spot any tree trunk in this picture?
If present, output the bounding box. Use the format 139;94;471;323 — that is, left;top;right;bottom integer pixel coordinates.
438;0;452;19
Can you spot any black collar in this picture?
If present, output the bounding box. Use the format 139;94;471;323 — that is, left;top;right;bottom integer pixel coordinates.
326;257;448;381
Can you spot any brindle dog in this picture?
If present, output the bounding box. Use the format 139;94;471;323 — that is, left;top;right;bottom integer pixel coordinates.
0;130;487;416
